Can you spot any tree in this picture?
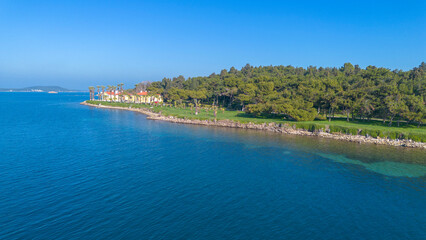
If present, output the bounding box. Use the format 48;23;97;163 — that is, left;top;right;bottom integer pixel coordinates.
341;62;355;76
229;66;238;74
111;86;117;102
101;86;105;100
403;95;425;127
172;75;185;88
96;86;100;100
236;83;257;111
188;90;207;115
161;78;172;90
88;86;95;100
220;69;228;78
385;94;408;126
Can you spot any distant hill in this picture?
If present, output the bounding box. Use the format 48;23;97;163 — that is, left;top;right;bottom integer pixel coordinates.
0;86;79;92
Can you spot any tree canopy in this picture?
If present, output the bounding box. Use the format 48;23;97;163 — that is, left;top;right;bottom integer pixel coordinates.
142;62;425;125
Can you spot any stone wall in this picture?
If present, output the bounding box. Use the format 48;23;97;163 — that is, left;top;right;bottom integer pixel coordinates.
81;101;426;149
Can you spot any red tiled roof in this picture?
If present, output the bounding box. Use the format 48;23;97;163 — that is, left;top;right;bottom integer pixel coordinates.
137;92;148;96
105;91;116;95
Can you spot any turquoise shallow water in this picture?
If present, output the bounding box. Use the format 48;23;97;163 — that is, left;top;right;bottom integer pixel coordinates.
0;93;425;239
317;153;426;178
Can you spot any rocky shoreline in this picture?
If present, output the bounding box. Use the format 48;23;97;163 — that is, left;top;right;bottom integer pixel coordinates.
81;101;426;149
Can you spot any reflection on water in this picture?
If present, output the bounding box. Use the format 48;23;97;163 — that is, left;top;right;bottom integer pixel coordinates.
318;153;426;178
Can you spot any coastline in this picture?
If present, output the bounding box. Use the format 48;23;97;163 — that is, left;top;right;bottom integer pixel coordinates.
81;101;426;149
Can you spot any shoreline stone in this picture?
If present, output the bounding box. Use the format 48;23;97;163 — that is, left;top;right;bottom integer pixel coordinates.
81;101;426;149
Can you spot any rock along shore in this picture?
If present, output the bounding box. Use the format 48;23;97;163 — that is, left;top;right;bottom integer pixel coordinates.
81;101;426;149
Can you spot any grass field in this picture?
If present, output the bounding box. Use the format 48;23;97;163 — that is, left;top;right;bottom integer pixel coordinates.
86;101;426;142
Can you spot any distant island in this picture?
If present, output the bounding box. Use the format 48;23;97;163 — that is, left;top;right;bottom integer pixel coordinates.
0;86;79;92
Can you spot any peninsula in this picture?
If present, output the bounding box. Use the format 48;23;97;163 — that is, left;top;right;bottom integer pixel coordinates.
83;63;426;148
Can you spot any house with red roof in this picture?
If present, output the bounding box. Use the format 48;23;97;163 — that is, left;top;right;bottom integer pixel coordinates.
103;90;163;104
103;91;120;102
135;91;163;104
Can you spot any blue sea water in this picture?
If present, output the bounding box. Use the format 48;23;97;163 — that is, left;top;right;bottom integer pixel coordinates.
0;92;425;240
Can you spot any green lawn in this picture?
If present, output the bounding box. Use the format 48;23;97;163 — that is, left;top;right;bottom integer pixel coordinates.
86;101;426;142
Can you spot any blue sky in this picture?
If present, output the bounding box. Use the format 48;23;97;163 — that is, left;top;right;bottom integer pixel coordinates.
0;0;425;90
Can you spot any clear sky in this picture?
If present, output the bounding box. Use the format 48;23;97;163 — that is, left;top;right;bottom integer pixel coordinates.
0;0;425;90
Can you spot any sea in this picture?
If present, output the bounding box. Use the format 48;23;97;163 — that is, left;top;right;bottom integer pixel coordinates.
0;92;425;239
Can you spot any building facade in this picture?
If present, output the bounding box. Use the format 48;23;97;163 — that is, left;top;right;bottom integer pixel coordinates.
102;91;163;104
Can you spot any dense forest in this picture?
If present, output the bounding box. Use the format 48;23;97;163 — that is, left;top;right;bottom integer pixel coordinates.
141;63;425;126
